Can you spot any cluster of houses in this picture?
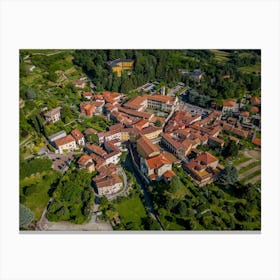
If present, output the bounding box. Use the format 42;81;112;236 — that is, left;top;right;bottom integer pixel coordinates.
41;87;261;193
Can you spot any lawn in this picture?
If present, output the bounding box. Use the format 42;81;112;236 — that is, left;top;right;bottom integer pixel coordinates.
20;171;60;220
239;161;260;174
233;153;251;166
114;195;147;225
238;63;261;74
241;169;261;184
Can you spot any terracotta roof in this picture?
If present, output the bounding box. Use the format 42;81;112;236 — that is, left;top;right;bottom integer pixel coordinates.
95;174;122;189
162;133;184;149
250;96;261;104
251;106;259;113
92;94;104;100
240;111;250;117
124;96;147;110
162;170;176;179
109;123;123;132
141;125;162;135
146;94;174;103
83;128;97;135
54;135;75;147
86;144;107;157
77;155;93;166
252;137;261;146
187;152;218;170
134;119;149;130
223;100;236;107
117;106;153;119
71;128;84;140
208;136;224;145
146;154;171;170
83;92;93;97
137;136;159;157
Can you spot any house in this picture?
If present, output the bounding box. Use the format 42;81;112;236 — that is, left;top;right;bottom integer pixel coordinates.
104;150;122;165
186;152;220;187
140;125;162;140
48;130;67;144
92;164;123;196
71;128;85;146
85;144;107;157
43;107;61;123
137;136;160;159
239;111;250;122
107;59;134;77
140;153;174;181
250;96;261;106
102;91;122;104
80;102;96;117
77;155;95;173
73;80;87;88
189;69;203;81
146;94;178;112
222;100;238;115
207;136;225;148
97;130;121;144
83;92;93;100
251;106;260;114
252;137;261;147
54;135;77;154
95;174;123;195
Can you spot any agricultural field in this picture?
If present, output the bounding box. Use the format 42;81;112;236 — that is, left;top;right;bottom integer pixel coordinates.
238;63;261;74
210;49;231;63
234;149;261;185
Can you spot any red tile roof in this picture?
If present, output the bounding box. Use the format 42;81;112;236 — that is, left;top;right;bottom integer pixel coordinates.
187;152;218;170
251;106;259;113
250;96;261;105
146;154;171;170
83;128;97;135
137;136;160;157
71;128;84;140
77;155;93;166
223;100;236;107
252;137;261;146
162;170;176;179
54;135;76;147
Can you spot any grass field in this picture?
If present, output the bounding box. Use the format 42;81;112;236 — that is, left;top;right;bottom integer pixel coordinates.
239;161;260;174
114;195;147;225
241;169;261;184
238;63;261;73
210;50;231;63
20;171;59;220
232;153;251;166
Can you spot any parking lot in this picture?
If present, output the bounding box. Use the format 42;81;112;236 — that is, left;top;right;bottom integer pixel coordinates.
179;101;211;116
47;152;75;173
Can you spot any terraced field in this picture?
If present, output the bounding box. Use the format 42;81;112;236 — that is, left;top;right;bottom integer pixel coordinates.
234;149;261;185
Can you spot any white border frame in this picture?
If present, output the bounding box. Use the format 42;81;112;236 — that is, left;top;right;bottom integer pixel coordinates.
1;0;280;279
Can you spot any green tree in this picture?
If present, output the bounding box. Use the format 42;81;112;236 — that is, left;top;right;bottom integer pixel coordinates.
219;165;238;185
155;120;162;127
222;140;239;158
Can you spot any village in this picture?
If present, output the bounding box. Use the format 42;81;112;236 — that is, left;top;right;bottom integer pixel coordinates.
40;76;261;198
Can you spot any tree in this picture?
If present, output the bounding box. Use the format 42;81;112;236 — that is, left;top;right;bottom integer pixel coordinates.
222;140;239;158
177;201;187;216
219;165;238;185
155;120;162;127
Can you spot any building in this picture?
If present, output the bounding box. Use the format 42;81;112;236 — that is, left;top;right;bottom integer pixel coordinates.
97;130;121;144
92;164;123;196
146;94;177;111
107;59;134;77
48;130;67;144
83;92;93;100
250;96;261;106
85;144;107;158
43;107;61;123
186;152;220;187
73;80;87;88
54;135;77;154
140;125;162;140
103;91;122;104
207;136;225;148
161;133;192;159
222;100;238;115
124;96;147;111
137;136;160;159
80;102;95;117
140;153;174;181
71;128;85;146
95;174;123;195
77;155;95;173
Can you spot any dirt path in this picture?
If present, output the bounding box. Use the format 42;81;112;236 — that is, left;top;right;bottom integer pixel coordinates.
239;165;261;180
243;149;261;160
245;174;261;185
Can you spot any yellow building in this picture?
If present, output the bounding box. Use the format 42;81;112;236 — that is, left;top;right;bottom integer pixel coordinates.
108;59;134;77
141;126;162;140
